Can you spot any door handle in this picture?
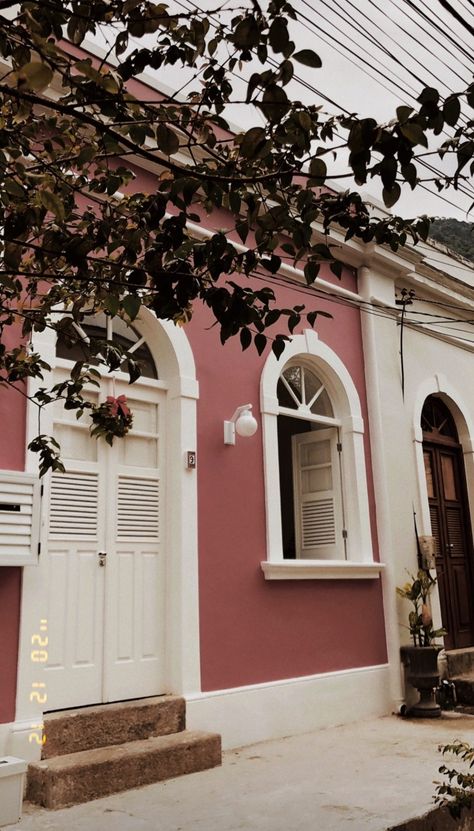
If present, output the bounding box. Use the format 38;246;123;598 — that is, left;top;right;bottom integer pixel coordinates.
98;551;107;567
446;543;454;550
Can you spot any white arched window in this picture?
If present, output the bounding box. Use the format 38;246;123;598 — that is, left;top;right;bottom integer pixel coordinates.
260;330;383;579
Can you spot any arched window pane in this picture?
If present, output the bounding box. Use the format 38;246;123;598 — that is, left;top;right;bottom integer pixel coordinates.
56;313;158;379
277;364;334;418
421;396;458;441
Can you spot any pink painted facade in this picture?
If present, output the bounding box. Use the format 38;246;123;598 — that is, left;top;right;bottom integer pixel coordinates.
0;257;387;731
188;270;386;691
0;61;389;747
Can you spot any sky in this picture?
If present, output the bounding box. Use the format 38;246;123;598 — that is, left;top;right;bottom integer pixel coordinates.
84;0;474;221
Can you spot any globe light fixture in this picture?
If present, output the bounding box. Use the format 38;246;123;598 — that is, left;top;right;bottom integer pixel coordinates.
224;404;258;445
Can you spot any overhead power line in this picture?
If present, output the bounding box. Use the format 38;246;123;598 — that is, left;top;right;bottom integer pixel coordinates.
436;0;474;36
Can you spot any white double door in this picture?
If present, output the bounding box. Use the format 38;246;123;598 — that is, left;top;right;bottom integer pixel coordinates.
42;372;166;710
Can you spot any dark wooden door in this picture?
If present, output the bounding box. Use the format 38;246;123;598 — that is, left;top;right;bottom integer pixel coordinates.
423;442;474;649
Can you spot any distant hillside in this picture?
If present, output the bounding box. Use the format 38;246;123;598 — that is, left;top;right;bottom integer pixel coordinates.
429;218;474;263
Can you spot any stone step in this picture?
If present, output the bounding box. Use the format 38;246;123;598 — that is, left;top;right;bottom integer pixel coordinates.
42;695;185;759
449;672;474;706
445;647;474;678
27;729;221;809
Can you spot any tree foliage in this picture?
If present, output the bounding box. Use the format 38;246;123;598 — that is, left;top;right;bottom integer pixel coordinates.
430;218;474;263
0;0;473;471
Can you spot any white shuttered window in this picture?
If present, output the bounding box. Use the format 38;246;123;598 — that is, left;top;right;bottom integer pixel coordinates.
277;362;347;561
292;429;343;560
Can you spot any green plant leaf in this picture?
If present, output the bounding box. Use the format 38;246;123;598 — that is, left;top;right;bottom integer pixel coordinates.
293;49;322;68
17;62;53;91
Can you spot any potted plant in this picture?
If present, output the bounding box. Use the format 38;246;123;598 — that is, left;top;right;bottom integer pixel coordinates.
397;569;446;718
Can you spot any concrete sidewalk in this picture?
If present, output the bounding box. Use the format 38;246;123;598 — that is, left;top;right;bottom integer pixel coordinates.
7;714;474;831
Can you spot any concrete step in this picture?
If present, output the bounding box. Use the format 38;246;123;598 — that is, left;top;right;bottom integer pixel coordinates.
27;729;221;809
42;695;185;759
445;646;474;678
449;672;474;706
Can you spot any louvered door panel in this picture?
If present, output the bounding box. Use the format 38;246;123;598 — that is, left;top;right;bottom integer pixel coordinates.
429;504;440;558
49;471;99;538
302;498;336;548
116;476;159;541
446;507;465;558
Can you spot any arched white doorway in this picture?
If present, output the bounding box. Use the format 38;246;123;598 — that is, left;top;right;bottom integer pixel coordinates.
14;310;200;752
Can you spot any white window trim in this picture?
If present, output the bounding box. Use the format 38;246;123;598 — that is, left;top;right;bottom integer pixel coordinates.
260;329;383;580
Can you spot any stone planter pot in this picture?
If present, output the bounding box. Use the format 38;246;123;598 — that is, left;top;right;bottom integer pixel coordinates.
400;645;441;718
0;757;27;827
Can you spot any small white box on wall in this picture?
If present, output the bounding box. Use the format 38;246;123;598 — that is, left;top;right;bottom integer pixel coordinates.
0;757;27;827
0;471;41;566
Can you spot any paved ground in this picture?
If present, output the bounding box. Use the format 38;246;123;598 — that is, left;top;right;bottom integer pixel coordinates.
7;714;474;831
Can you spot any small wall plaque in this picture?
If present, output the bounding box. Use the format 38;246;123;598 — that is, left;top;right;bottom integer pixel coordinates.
186;451;197;469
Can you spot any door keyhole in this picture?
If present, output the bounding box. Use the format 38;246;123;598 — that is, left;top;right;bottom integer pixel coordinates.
98;552;107;567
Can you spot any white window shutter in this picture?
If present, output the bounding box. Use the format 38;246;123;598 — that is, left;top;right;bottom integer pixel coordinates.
0;471;41;565
292;428;343;560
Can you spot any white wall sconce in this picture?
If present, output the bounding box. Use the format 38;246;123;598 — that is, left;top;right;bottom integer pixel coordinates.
224;404;258;445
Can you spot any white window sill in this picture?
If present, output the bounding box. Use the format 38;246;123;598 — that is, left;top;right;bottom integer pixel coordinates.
261;560;385;580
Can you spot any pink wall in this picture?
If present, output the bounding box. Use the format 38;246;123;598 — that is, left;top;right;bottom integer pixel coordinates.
0;567;22;723
0;332;26;721
0;138;387;710
188;269;387;691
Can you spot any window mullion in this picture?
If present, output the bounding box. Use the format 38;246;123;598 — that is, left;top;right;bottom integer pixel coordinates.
280;374;302;409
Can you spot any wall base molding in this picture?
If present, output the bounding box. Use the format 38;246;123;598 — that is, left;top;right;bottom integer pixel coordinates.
186;664;391;750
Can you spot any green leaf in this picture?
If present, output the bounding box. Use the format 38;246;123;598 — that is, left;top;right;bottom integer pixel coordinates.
288;313;300;334
236;221;249;244
330;260;343;279
17;62;53;91
271;337;286;359
443;95;461;127
104;295;119;316
293;49;322;68
76;146;97;166
265;309;281;326
122;294;141;321
400;123;428;148
240;127;266;159
418;86;439;105
156;124;179;155
396;106;414;123
308;158;327;186
240;327;251;350
5;178;25;199
382;184;401;208
254;333;267;355
304;261;319;284
467;83;474;109
269;18;289;54
233;16;260;49
260;84;290;123
39;190;65;221
401;163;417;189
